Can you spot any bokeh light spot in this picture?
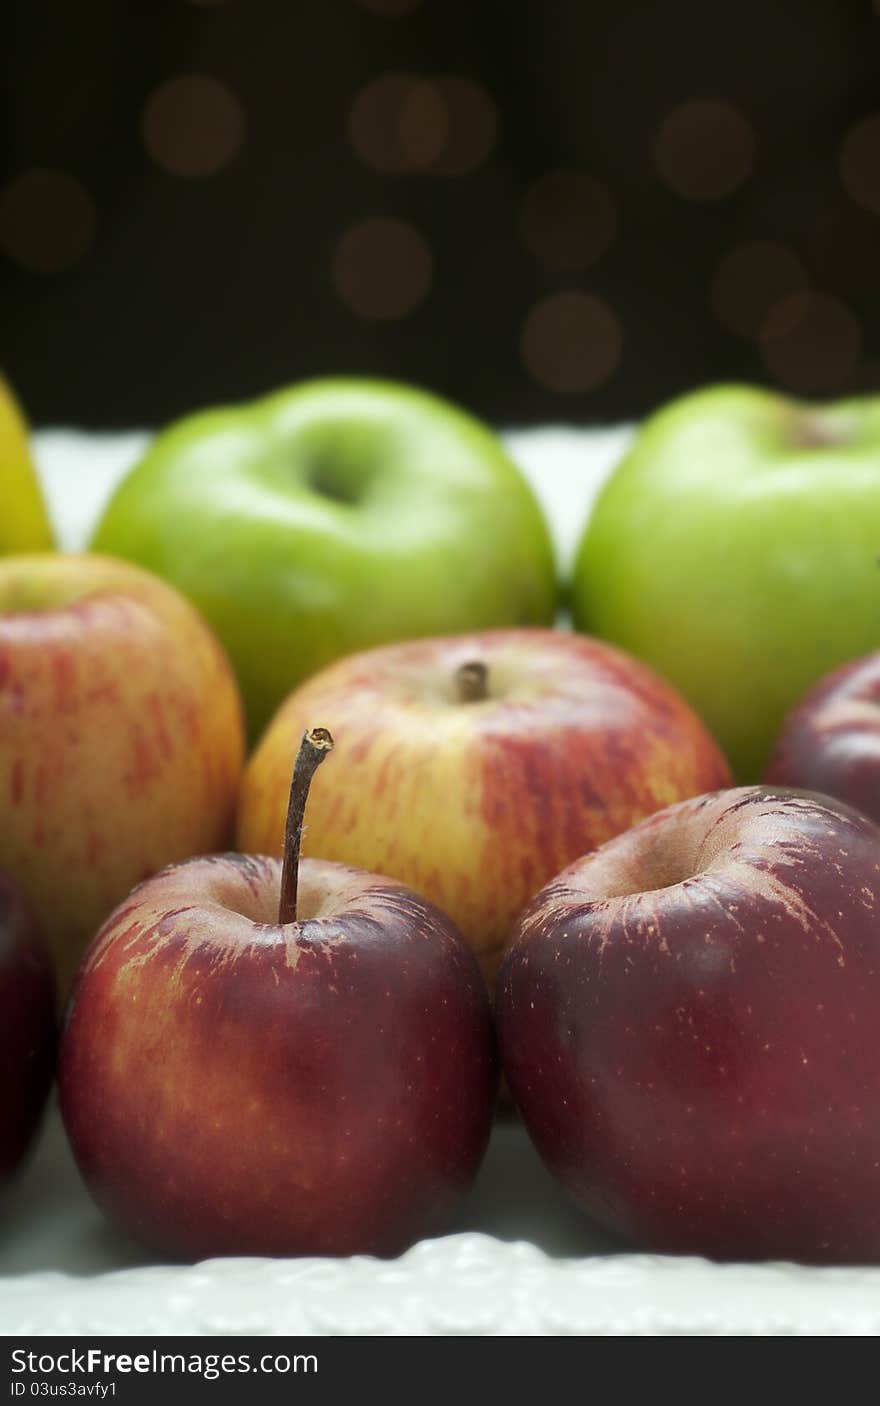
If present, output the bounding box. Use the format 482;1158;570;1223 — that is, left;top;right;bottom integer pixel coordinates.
710;241;808;341
332;217;433;319
760;292;860;393
349;73;496;177
142;75;243;178
428;77;497;175
521;292;622;393
519;170;619;272
349;74;448;174
0;170;96;274
839;114;880;215
655;100;755;202
399;82;449;170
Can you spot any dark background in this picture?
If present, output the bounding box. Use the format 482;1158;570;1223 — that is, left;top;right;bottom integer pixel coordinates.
2;0;880;429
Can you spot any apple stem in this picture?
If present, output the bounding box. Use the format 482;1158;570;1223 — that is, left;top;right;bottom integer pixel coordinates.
278;727;335;925
456;660;489;703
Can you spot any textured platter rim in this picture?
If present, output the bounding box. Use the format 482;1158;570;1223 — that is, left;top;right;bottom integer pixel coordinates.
5;1232;880;1336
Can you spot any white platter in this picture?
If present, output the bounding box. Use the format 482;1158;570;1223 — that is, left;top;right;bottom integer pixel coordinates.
3;423;878;1337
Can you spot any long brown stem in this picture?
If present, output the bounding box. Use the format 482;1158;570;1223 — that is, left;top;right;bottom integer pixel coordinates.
456;660;489;702
278;727;334;924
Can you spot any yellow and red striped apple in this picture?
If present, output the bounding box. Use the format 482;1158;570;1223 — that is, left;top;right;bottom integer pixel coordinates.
238;628;732;981
0;554;245;993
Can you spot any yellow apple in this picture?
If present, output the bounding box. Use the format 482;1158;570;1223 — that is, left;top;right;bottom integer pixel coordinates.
0;380;53;554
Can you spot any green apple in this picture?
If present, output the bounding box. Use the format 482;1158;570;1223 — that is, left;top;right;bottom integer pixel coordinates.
572;384;880;780
92;379;556;735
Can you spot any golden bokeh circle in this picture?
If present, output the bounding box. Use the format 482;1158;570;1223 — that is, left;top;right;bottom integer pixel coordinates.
399;82;449;170
519;170;618;271
655;100;756;202
332;217;433;319
428;77;497;175
839;114;880;215
710;241;808;341
349;73;496;177
0;170;96;274
349;73;448;174
760;292;860;393
142;74;243;178
520;291;622;393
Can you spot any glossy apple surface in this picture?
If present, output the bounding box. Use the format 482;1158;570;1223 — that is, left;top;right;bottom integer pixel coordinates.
572;386;880;780
498;787;880;1263
0;554;245;993
59;854;496;1258
0;871;56;1184
91;379;557;736
765;652;880;827
238;628;732;982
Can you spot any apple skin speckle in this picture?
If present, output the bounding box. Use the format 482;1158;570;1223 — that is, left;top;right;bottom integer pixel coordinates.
59;854;497;1259
766;651;880;832
497;786;880;1263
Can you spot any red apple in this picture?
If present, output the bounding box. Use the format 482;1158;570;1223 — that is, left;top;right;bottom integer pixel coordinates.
497;786;880;1263
59;729;496;1258
238;629;732;983
0;870;56;1184
765;652;880;827
0;553;245;994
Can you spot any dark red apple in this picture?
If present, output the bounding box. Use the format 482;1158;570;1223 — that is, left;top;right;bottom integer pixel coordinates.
765;652;880;827
59;729;496;1259
497;786;880;1263
0;870;56;1184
